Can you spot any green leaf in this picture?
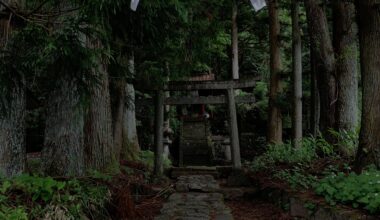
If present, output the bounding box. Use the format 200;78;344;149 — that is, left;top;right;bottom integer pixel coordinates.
0;181;11;194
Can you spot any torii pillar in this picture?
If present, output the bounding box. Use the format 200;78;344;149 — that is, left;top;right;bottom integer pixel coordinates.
154;90;165;176
227;88;242;169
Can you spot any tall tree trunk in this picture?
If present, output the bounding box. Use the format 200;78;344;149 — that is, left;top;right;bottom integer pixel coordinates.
232;0;239;80
84;55;115;172
121;53;140;161
333;1;358;132
310;43;320;137
355;0;380;169
292;0;302;147
0;2;26;177
42;1;86;176
0;87;25;177
268;0;283;143
307;3;321;137
42;78;85;176
112;78;125;162
304;0;337;140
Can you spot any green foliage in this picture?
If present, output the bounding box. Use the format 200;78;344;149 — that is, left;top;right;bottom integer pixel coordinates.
12;175;66;202
253;81;269;119
0;22;101;112
0;0;129;111
328;128;359;155
304;201;318;216
274;166;317;189
0;175;111;219
315;169;380;214
169;109;181;136
0;206;28;220
89;170;113;182
304;202;317;212
250;135;335;171
138;150;172;171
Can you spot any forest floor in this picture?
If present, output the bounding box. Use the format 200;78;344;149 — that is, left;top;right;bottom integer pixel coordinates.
109;158;380;219
21;154;374;220
226;199;291;220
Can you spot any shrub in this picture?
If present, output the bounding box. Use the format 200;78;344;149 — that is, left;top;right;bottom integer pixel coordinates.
315;169;380;214
138;150;172;170
249;135;335;171
274;166;317;190
0;175;111;219
329;128;359;156
0;206;28;220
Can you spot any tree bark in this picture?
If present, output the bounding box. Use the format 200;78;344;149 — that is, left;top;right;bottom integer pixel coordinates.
333;1;358;133
84;54;115;172
304;0;337;140
121;53;140;161
0;87;26;177
0;2;26;177
232;0;239;80
122;83;140;160
267;0;283;143
355;0;380;169
310;44;320;137
112;78;125;162
42;78;85;176
292;0;302;147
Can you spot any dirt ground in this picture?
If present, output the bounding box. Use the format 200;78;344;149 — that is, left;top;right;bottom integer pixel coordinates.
226;199;291;220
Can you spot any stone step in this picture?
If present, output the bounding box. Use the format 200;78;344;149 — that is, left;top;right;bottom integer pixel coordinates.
170;166;233;179
176;175;220;192
171;166;219;179
155;193;233;220
155;174;234;220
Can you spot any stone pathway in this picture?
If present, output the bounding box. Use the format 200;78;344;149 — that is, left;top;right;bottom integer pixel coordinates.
155;175;233;220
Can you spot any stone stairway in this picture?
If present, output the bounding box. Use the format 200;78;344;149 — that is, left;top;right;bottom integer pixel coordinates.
170;167;219;179
155;175;233;220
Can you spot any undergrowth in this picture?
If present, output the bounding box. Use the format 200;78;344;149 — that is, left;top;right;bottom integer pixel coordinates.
249;129;359;172
315;168;380;214
249;135;335;172
0;174;111;220
246;130;380;214
138;150;172;171
273;166;318;190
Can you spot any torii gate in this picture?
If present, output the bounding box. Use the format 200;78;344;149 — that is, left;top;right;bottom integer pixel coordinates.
150;78;258;175
128;0;266;175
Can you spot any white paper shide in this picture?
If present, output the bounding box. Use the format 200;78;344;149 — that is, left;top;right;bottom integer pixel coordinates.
130;0;140;11
250;0;267;12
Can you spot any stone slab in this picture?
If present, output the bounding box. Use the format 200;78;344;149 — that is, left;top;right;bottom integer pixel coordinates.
176;175;220;192
155;175;233;220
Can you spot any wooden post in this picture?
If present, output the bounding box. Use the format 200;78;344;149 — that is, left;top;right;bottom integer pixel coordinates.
154;90;165;176
227;88;241;168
